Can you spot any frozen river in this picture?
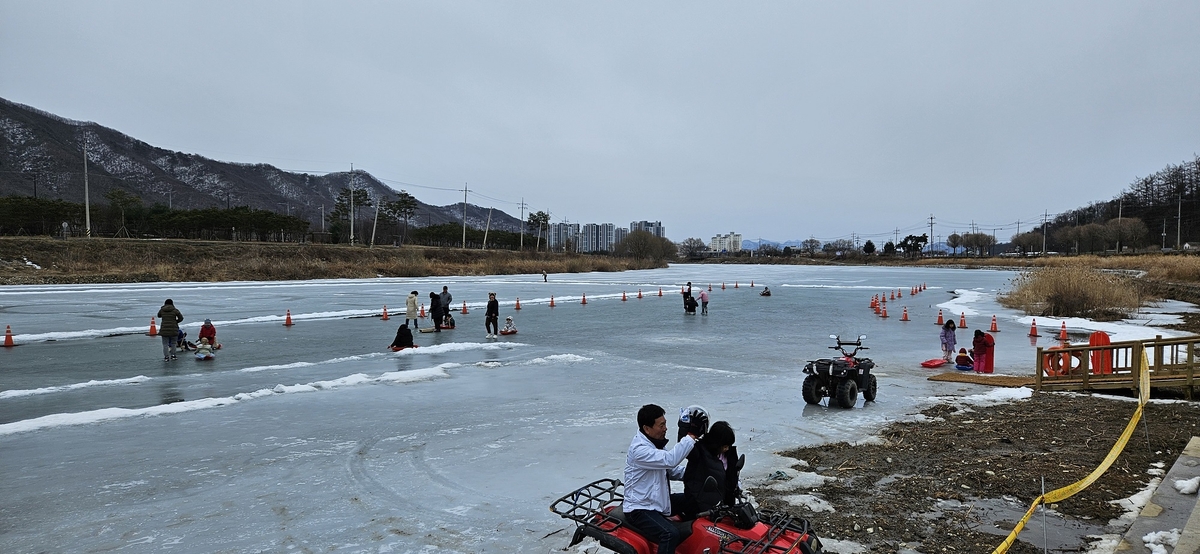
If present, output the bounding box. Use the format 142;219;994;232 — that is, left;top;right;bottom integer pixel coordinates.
0;264;1190;552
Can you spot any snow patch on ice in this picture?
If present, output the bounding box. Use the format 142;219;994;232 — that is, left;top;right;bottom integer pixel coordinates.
938;289;986;316
931;386;1033;408
393;342;526;356
0;365;458;436
526;354;593;365
1;375;151;399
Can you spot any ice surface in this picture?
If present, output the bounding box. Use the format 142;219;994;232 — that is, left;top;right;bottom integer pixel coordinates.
0;264;1192;552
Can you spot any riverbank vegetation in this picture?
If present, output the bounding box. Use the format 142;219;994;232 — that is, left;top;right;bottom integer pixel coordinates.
998;266;1142;319
0;237;667;284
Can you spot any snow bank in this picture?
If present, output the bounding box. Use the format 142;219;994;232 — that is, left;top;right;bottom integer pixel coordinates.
1175;476;1200;495
1;375;150;399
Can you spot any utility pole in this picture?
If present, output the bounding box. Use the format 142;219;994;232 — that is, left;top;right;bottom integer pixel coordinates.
1117;199;1123;253
893;228;899;247
31;173;37;199
1177;195;1182;250
1163;219;1168;249
370;201;380;248
168;190;172;210
928;214;935;255
1042;210;1048;254
461;183;469;249
482;207;493;249
519;197;527;251
349;164;355;245
320;205;325;232
83;142;91;236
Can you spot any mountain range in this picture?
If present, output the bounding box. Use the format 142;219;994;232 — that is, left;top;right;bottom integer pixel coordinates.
0;97;523;232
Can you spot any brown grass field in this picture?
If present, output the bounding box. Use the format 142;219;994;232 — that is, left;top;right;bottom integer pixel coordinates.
0;237;664;284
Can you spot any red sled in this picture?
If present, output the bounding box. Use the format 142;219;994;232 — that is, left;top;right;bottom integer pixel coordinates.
920;359;947;368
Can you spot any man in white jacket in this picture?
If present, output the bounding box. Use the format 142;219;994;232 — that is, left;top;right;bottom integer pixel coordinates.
623;404;696;554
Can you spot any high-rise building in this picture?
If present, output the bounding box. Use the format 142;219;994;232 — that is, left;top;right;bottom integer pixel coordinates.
710;232;742;252
630;220;666;238
614;227;629;246
580;223;617;252
547;222;580;250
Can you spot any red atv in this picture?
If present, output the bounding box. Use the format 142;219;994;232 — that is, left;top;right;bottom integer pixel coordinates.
550;478;823;554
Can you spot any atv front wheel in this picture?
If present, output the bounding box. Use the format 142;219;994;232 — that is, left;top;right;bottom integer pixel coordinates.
862;374;878;402
835;379;858;408
801;375;826;405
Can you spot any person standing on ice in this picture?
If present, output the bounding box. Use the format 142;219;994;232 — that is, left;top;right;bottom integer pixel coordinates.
440;286;453;327
972;329;995;373
484;292;500;338
698;288;709;315
405;291;420;329
156;298;183;361
623;404;697;554
429;292;443;332
939;320;957;362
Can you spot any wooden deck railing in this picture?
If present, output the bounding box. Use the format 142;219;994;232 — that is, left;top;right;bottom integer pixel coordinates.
1034;334;1197;398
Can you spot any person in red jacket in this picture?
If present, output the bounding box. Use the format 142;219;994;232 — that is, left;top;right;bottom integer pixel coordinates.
972;330;995;373
198;318;218;348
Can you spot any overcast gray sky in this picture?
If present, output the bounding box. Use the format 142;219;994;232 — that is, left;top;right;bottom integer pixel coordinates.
3;1;1198;244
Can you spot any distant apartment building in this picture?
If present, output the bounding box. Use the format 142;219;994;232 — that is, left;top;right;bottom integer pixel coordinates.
580;223;617;253
630;220;666;238
547;222;580;250
710;232;742;252
614;226;629;246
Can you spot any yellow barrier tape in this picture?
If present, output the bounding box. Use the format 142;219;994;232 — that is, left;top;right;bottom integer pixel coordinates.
991;345;1150;553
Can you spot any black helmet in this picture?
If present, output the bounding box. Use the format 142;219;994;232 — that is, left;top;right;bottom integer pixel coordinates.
677;405;709;441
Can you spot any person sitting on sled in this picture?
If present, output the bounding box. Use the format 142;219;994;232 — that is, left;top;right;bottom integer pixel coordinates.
623;404;698;554
389;323;414;350
194;337;214;357
955;348;974;369
501;316;517;333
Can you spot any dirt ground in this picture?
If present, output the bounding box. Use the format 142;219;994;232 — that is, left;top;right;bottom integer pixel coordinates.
752;391;1200;553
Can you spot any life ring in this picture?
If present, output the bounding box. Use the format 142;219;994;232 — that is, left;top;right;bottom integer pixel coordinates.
1043;347;1083;376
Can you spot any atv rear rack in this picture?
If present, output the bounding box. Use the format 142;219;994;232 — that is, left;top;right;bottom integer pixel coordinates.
549;478;627;530
719;510;821;554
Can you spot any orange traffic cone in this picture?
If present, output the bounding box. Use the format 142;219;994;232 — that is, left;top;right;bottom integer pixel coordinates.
549;296;556;308
874;303;882;315
881;305;889;318
637;289;643;299
935;309;944;325
3;325;13;347
581;294;587;305
889;290;895;300
461;301;469;315
283;310;294;327
1028;319;1041;337
708;283;712;291
897;288;903;297
735;281;739;289
514;298;522;310
721;282;726;290
1058;322;1068;341
622;291;628;301
870;295;877;309
989;315;1000;332
147;317;158;336
901;307;909;321
959;312;967;328
658;287;663;297
419;303;427;318
381;305;390;321
750;280;754;288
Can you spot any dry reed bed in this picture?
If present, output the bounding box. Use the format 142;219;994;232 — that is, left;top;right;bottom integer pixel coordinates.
917;254;1200;282
0;237;662;284
998;266;1141;319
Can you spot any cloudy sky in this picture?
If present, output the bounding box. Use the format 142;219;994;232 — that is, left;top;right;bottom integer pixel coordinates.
3;1;1198;244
